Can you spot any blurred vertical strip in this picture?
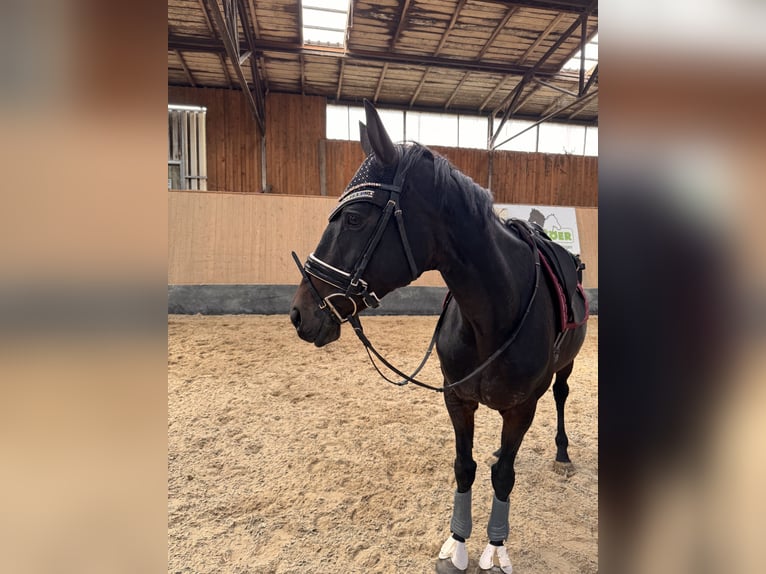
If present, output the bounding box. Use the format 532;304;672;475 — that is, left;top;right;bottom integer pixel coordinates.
0;1;168;573
600;1;766;573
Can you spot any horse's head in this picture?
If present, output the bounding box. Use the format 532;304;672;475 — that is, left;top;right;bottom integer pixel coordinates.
290;101;435;346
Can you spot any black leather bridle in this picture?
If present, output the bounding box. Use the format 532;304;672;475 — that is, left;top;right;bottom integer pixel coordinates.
292;148;422;325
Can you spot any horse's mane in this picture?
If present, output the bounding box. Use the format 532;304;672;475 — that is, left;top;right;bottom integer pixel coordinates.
399;143;499;227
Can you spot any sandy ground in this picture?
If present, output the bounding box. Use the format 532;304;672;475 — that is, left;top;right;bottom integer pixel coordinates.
168;315;597;574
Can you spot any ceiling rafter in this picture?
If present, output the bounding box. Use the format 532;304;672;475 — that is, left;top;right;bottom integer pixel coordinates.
336;59;345;100
390;0;414;48
542;93;569;116
479;76;509;112
434;0;468;57
196;0;233;88
373;63;389;103
490;14;584;145
445;72;470;110
201;0;264;132
236;0;266;115
485;0;597;15
246;0;268;90
476;6;520;60
492;89;598;149
168;35;565;78
174;50;197;87
410;69;430;107
518;13;564;65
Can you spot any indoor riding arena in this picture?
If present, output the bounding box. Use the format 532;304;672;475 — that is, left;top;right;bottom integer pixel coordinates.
168;1;598;573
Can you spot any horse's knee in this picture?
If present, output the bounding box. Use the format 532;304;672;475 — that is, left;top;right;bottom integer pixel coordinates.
490;461;515;502
454;458;477;492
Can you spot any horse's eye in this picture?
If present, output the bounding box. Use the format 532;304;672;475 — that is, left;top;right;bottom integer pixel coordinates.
345;212;362;227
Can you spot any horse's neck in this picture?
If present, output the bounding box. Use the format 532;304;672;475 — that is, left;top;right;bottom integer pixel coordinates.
436;220;532;338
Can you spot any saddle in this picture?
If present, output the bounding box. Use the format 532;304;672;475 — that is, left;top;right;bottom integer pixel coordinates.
505;218;589;332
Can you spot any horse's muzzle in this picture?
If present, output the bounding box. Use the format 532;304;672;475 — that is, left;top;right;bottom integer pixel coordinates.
290;287;341;347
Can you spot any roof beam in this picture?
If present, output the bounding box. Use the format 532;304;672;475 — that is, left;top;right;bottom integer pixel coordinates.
174;50;197;87
518;13;564;65
168;35;564;78
410;69;430;107
485;0;597;16
479;76;509;112
197;0;233;88
434;0;468;56
581;63;598;96
336;59;345;100
237;0;266;120
490;14;583;145
445;72;470;110
578;12;587;94
202;0;264;133
445;72;469;110
542;93;569;116
532;76;578;97
476;6;519;60
373;63;388;103
218;54;233;87
492;89;598;149
391;0;414;48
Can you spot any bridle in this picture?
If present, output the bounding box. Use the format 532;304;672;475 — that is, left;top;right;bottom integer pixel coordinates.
292;147;542;393
291;148;423;325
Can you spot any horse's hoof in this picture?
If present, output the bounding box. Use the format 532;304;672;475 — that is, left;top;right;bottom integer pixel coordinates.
435;558;468;573
552;460;575;476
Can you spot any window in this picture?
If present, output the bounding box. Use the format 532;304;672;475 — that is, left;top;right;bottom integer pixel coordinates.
584;126;598;156
326;103;597;156
302;0;350;47
406;111;458;147
458;115;488;149
538;122;585;155
562;33;598;73
493;119;538;152
168;104;208;190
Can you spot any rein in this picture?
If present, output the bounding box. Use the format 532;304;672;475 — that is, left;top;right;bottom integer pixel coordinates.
293;146;542;393
346;221;541;393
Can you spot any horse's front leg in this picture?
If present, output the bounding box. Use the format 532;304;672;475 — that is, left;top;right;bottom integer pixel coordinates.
436;389;478;573
478;399;538;574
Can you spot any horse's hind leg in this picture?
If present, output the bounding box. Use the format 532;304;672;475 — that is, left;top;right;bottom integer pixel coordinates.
553;360;575;467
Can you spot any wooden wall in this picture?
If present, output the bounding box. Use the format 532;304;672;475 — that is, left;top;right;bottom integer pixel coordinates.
169;191;598;289
264;93;326;195
491;152;598;206
168;86;262;193
322;139;597;206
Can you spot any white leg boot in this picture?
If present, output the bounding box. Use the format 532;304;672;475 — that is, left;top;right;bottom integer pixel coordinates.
438;535;469;571
478;543;513;573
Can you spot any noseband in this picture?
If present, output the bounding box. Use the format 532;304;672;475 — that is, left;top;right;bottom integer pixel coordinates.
292;148;423;324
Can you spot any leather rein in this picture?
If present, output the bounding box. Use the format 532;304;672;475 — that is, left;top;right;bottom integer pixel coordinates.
292;149;541;393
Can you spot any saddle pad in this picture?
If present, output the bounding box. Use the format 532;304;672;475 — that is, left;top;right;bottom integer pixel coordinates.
506;219;589;331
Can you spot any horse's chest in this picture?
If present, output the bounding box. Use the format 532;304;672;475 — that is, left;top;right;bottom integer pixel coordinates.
437;338;549;408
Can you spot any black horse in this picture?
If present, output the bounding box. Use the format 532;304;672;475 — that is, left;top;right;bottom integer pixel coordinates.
290;101;587;573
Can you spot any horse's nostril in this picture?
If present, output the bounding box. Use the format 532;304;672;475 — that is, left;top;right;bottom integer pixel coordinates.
289;307;301;329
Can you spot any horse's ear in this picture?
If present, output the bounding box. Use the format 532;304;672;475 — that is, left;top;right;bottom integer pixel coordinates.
359;121;373;156
363;99;397;165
